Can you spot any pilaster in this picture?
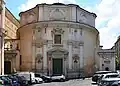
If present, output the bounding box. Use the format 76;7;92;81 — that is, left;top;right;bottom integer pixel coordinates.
68;41;73;69
43;40;47;70
79;42;84;69
32;45;36;70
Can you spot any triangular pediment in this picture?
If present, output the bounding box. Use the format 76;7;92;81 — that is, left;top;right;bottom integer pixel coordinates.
47;47;68;55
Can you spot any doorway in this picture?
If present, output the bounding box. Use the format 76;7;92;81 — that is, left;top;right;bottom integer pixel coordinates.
4;61;11;74
52;58;63;75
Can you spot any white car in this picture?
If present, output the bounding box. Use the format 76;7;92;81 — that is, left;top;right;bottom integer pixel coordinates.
97;73;119;85
99;78;120;86
51;75;65;81
35;77;43;84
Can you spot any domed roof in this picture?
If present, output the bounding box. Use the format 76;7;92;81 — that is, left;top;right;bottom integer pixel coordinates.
52;3;65;5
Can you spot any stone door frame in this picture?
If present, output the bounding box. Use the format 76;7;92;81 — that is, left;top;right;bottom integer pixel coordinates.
47;47;68;76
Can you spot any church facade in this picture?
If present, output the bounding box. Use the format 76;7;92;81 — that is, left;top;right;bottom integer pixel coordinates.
18;3;100;78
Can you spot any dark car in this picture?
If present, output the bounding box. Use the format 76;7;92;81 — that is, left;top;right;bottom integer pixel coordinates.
92;71;116;82
12;75;28;86
0;75;11;86
7;75;19;86
0;79;3;85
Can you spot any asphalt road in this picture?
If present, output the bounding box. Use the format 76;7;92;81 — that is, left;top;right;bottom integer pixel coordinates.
32;78;97;86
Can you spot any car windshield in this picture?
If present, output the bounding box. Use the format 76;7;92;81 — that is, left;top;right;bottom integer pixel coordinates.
105;75;119;78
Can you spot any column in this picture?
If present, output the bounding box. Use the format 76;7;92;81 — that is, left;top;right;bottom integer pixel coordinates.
68;42;72;69
43;41;47;70
79;43;84;69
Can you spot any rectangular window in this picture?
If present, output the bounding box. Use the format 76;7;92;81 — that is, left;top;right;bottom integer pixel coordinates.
54;35;61;44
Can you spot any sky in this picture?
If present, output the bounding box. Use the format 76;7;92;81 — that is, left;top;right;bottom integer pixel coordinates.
5;0;120;49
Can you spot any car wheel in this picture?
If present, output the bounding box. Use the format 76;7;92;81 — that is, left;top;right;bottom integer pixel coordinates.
60;78;64;82
83;77;85;80
45;79;48;82
35;80;38;84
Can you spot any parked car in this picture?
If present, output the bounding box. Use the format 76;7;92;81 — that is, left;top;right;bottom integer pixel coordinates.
0;79;3;86
98;78;120;86
7;75;20;86
0;75;12;86
97;73;119;85
34;77;43;84
12;74;28;86
16;72;36;84
111;81;120;86
92;71;117;82
40;75;52;83
35;74;52;83
51;74;66;82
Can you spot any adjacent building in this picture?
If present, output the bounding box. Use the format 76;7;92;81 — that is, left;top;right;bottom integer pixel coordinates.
115;36;120;69
115;36;120;63
4;8;20;74
97;46;116;71
18;3;100;78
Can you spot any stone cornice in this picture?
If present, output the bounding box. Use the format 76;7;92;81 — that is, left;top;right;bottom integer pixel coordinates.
67;40;84;46
19;20;99;34
35;21;96;30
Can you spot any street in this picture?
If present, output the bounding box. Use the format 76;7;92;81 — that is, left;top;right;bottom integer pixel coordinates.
32;78;97;86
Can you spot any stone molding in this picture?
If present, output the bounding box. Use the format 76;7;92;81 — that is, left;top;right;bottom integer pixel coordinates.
72;54;79;60
67;40;73;45
43;40;48;45
67;40;84;47
34;21;98;33
79;41;84;46
51;27;64;34
47;47;68;55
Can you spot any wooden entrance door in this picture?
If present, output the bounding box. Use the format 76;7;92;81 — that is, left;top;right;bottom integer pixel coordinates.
52;58;63;75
